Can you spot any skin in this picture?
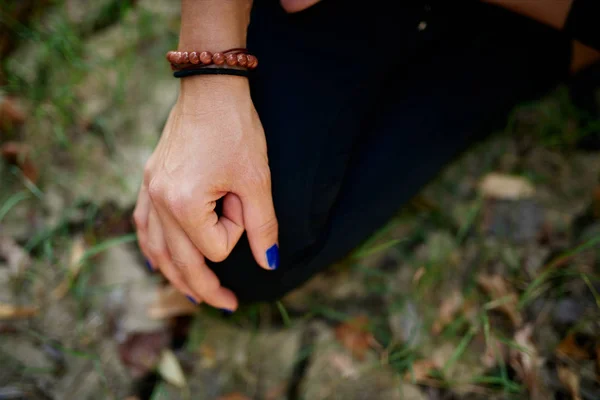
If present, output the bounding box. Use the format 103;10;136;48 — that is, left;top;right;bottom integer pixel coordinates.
134;0;594;311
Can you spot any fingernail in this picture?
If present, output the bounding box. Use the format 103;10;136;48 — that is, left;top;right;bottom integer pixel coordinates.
266;244;279;270
186;295;198;305
220;308;234;316
145;259;153;271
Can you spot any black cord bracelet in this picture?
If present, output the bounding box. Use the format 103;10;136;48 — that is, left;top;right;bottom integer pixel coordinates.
173;68;249;79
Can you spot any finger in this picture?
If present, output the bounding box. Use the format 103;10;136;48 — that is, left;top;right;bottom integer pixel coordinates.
155;207;238;311
147;206;200;303
133;185;156;271
171;191;245;263
239;182;279;271
280;0;322;13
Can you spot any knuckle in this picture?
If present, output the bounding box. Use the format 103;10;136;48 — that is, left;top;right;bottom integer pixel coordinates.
252;216;279;238
132;209;146;231
148;177;168;204
143;163;154;186
165;188;192;218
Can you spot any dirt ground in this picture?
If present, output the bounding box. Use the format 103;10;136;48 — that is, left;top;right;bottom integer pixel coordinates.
1;1;600;399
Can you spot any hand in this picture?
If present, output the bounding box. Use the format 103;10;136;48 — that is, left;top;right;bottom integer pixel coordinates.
280;0;322;13
133;75;279;311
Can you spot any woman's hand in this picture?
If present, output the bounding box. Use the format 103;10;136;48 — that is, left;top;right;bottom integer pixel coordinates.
133;75;279;311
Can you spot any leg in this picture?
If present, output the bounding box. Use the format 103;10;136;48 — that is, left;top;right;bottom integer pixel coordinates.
209;0;572;302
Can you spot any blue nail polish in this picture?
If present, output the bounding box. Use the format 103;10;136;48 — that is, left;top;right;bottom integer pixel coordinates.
220;308;234;316
186;295;198;305
266;244;280;270
145;259;153;271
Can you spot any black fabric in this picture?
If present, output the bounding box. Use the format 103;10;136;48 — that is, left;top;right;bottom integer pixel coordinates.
565;0;600;51
206;0;572;302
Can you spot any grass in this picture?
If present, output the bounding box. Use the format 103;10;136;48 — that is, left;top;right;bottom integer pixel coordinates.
1;1;599;399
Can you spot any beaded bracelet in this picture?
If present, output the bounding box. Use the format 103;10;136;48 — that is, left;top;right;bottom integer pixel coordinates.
166;48;258;70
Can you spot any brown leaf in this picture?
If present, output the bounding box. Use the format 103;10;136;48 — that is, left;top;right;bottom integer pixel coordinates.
0;97;26;130
147;285;198;319
477;273;523;327
334;315;374;360
118;331;169;377
1;141;38;182
510;324;545;399
556;333;594;361
557;365;582;400
432;289;464;335
217;393;251;400
403;359;439;384
479;173;535;200
0;303;38;319
52;236;87;299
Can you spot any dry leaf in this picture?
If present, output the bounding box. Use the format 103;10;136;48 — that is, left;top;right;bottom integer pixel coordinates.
147;285;198;319
510;324;544;399
0;141;38;182
328;352;359;379
0;303;38;319
118;331;169;377
432;289;464;335
158;349;186;388
334;315;374;360
556;333;593;361
217;393;251;400
557;365;582;400
477;273;523;327
0;96;26;130
0;234;31;275
479;173;535;200
403;359;439;383
52;236;87;299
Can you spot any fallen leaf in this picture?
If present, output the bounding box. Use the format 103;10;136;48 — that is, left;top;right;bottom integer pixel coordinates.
118;331;169;377
216;393;251;400
158;349;186;388
479;173;535;200
403;359;439;384
0;303;38;319
432;289;464;335
328;352;359;379
556;333;593;361
510;324;545;399
147;285;198;319
557;365;582;400
52;236;87;299
0;141;38;182
0;234;31;275
334;315;374;360
0;96;26;130
477;273;523;327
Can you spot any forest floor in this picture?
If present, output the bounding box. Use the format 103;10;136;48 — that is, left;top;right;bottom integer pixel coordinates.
1;1;600;399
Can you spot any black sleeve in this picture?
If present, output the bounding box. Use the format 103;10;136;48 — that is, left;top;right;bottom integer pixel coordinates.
564;0;600;51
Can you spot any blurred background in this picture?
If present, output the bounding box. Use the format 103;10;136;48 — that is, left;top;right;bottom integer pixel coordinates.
1;1;600;399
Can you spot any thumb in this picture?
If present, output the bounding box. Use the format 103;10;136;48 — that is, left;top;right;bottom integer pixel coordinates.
240;185;279;271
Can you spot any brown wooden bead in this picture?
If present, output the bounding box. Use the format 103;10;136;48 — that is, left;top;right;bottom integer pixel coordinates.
199;51;213;65
212;52;225;65
189;51;200;64
168;51;179;63
173;51;182;64
246;55;258;69
225;53;238;66
236;53;248;67
180;51;189;64
166;51;175;61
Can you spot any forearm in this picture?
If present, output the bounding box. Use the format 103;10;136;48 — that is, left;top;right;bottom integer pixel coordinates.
483;0;573;30
179;0;252;51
